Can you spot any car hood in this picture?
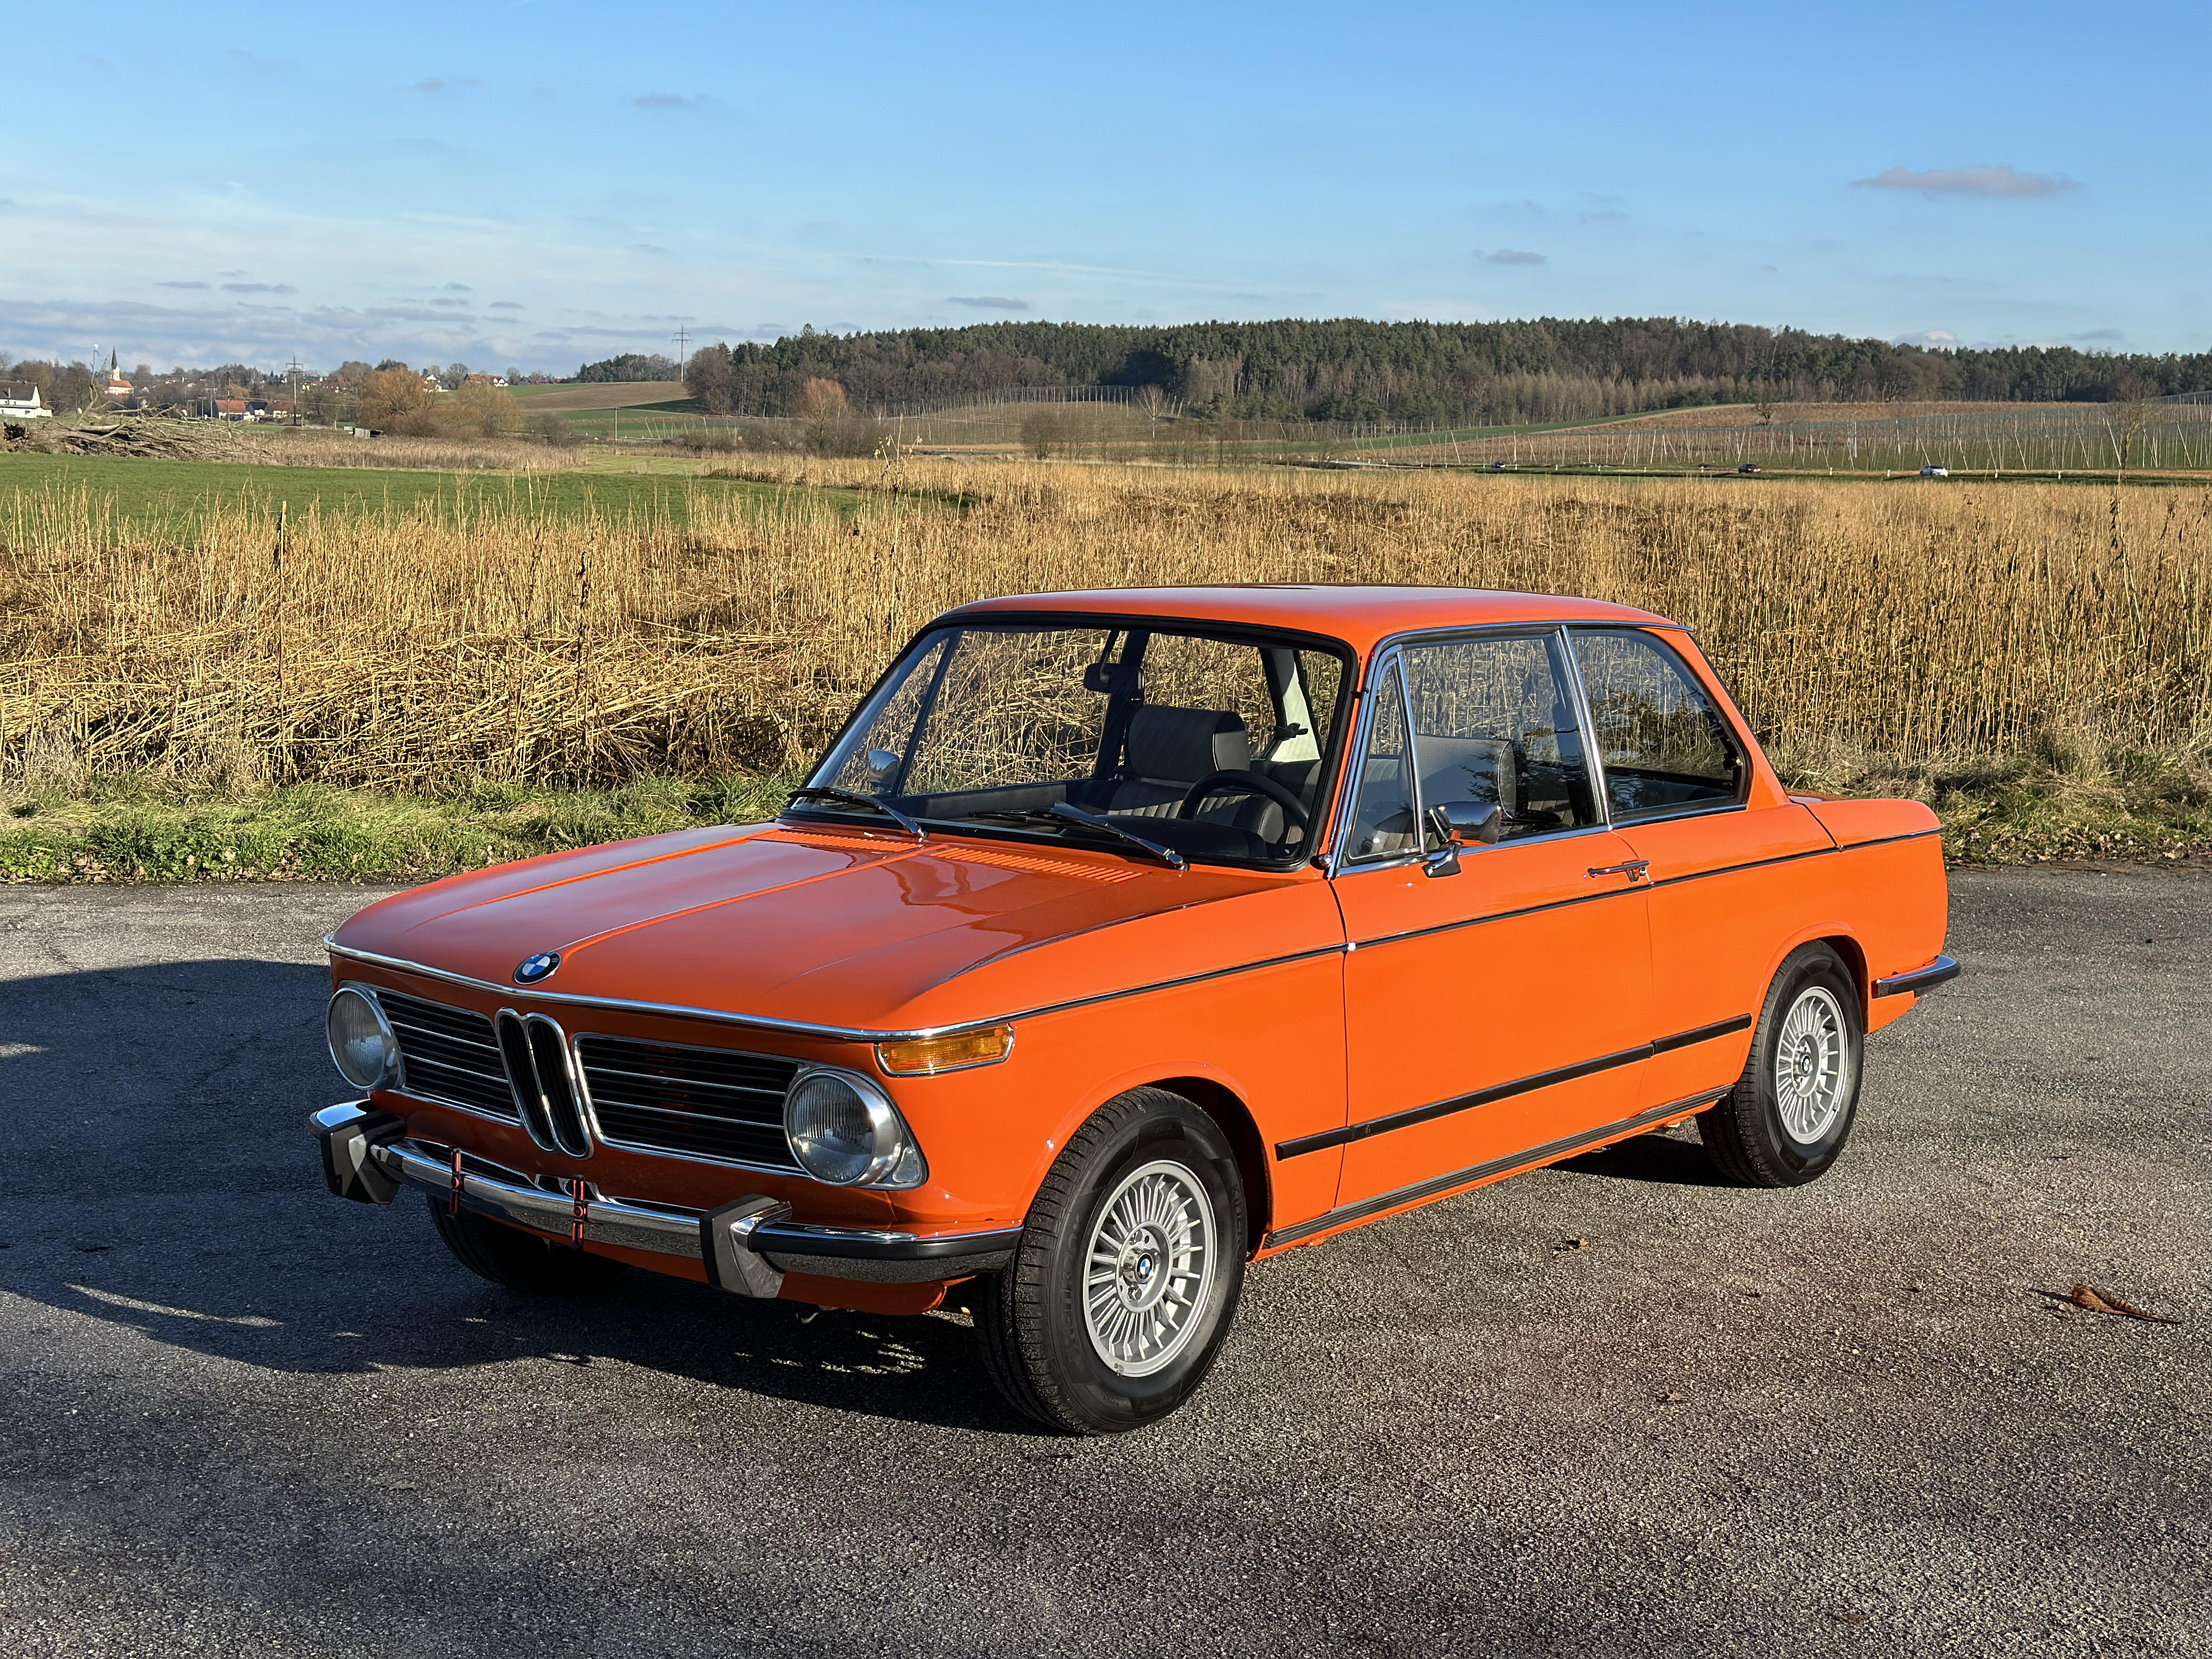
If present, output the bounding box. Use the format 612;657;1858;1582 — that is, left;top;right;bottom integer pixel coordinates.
331;823;1336;1035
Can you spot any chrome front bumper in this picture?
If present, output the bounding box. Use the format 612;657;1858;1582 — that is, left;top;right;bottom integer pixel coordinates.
309;1102;1020;1295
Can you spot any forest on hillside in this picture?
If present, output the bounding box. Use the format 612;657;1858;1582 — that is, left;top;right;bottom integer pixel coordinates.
681;318;2212;426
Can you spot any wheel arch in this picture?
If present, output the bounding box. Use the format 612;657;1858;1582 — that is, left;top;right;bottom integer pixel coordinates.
1147;1074;1271;1256
1760;926;1870;1025
1812;932;1870;1022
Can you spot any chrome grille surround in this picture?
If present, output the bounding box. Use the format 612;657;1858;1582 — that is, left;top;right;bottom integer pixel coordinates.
356;985;810;1172
495;1009;594;1159
576;1031;803;1173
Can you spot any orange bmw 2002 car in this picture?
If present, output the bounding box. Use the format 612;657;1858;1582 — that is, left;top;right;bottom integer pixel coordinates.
312;586;1957;1432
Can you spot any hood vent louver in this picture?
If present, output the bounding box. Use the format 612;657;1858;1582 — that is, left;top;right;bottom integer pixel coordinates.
495;1010;594;1159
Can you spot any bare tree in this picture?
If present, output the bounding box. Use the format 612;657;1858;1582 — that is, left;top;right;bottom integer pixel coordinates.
792;377;848;422
1134;383;1171;443
2107;373;2155;471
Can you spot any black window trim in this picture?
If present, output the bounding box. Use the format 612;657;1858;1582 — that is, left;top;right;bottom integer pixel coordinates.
1565;624;1753;827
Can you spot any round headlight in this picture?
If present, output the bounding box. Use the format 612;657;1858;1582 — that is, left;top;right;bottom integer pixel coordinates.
326;986;399;1091
783;1070;922;1187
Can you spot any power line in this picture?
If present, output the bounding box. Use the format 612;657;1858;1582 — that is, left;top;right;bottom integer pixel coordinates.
671;326;691;373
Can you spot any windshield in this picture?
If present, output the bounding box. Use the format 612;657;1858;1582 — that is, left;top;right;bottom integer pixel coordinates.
800;620;1351;868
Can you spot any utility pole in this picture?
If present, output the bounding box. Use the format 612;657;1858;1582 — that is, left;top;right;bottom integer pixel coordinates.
288;355;303;426
670;326;691;376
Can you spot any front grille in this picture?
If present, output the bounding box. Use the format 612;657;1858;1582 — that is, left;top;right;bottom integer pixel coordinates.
577;1034;801;1170
497;1011;592;1159
381;989;519;1122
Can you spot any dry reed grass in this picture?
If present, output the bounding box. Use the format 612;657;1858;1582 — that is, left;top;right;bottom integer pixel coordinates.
2;461;2207;827
230;427;584;472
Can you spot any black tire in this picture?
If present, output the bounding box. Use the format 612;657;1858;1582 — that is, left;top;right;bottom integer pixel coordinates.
1700;943;1865;1188
425;1193;629;1293
977;1087;1246;1435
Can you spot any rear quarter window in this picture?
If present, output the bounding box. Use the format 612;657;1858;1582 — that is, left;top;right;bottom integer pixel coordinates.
1570;629;1746;820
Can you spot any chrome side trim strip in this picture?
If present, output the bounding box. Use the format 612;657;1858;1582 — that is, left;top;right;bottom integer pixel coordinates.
329;940;941;1040
985;943;1348;1028
327;936;1348;1042
1340;826;1945;953
1262;1091;1725;1249
1274;1014;1751;1160
1873;953;1962;998
329;830;1939;1041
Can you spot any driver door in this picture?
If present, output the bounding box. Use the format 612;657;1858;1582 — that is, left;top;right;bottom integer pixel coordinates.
1321;633;1655;1211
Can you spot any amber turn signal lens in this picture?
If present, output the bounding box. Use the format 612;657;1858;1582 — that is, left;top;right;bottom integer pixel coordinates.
875;1026;1014;1076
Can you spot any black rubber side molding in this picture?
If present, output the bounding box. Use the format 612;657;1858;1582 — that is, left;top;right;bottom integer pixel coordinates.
1276;1015;1752;1161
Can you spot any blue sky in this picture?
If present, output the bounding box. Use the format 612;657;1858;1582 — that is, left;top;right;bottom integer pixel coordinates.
4;1;2204;374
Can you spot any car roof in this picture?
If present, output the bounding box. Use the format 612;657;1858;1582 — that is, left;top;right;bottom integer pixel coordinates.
940;585;1675;656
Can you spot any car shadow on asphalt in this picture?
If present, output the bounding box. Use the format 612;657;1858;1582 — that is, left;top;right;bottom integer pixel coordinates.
1552;1127;1737;1188
0;956;1042;1437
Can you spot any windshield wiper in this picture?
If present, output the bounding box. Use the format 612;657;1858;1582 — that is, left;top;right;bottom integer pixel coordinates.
963;803;1186;871
784;787;927;842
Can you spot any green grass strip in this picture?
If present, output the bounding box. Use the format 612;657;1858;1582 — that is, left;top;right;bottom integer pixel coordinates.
0;774;799;884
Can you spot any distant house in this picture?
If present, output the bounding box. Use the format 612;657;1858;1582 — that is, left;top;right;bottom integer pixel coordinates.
1;382;54;420
211;398;251;421
101;351;133;400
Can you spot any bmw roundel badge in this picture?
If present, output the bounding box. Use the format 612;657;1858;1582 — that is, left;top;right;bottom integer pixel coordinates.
514;952;561;985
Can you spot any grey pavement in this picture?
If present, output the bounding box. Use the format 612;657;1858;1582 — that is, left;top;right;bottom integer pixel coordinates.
0;868;2206;1658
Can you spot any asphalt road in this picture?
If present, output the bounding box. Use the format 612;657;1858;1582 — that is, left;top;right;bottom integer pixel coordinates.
1;868;2205;1658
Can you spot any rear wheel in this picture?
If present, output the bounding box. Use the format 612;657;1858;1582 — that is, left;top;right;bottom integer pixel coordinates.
977;1087;1246;1434
426;1193;629;1293
1700;944;1864;1188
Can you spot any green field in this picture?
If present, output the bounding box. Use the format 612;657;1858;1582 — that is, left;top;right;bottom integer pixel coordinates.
553;400;719;439
0;452;861;525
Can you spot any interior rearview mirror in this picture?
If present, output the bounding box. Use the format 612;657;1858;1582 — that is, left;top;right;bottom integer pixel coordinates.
865;749;900;783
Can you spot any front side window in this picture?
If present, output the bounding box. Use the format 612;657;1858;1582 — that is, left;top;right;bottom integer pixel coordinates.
807;620;1352;868
1402;634;1599;840
1341;634;1599;863
1569;629;1745;820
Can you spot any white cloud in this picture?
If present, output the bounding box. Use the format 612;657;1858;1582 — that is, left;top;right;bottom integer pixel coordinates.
1854;165;2074;199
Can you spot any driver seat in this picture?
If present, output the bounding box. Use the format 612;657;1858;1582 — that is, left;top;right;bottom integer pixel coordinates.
1099;707;1251;820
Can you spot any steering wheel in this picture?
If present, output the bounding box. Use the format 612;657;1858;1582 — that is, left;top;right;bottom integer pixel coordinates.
1175;770;1312;831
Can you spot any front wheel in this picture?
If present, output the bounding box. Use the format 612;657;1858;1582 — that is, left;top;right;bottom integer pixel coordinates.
1699;944;1864;1187
977;1087;1246;1434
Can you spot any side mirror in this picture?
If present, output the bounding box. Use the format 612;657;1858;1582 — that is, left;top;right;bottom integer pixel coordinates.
1429;801;1503;847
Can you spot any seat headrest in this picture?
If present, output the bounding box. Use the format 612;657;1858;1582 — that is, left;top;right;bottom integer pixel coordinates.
1125;706;1251;782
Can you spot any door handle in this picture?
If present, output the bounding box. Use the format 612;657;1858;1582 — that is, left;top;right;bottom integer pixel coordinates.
1587;860;1651;883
